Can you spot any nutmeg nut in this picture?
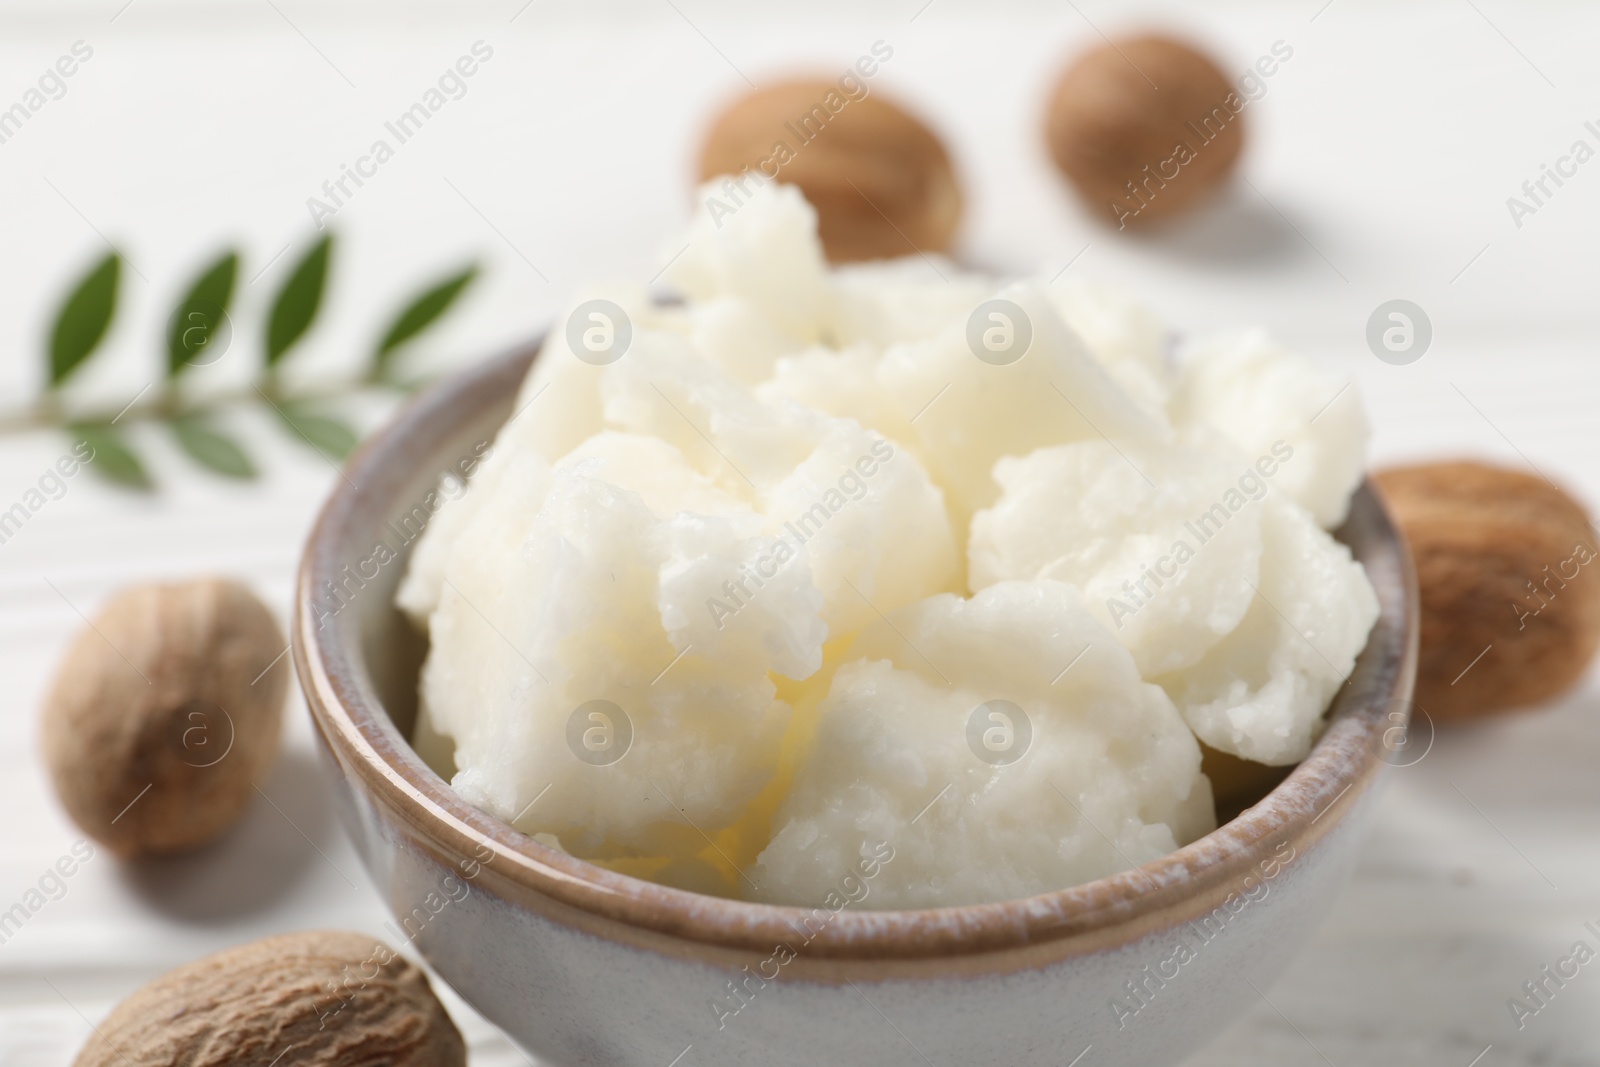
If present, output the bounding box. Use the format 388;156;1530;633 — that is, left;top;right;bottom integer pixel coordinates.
1375;461;1600;721
1045;33;1245;228
698;78;962;262
71;930;466;1067
41;578;288;857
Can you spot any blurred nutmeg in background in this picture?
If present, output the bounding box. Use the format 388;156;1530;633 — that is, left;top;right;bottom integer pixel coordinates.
1045;33;1248;229
1375;461;1600;722
698;76;962;262
40;578;288;858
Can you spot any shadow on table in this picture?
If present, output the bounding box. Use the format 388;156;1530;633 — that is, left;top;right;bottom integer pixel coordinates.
1124;187;1313;271
117;746;340;922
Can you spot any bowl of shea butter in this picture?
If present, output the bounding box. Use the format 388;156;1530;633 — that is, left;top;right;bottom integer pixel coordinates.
294;182;1416;1067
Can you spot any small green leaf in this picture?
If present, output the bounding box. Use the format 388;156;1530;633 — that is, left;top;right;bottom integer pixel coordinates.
276;402;358;459
373;264;479;377
171;415;256;479
69;422;151;490
168;251;239;377
265;235;333;367
49;253;121;387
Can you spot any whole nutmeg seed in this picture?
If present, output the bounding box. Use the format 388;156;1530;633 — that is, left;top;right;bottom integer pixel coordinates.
698;78;962;262
1045;34;1245;228
1375;461;1600;721
72;930;466;1067
41;578;288;857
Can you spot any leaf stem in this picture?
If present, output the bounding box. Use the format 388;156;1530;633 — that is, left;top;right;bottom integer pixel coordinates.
0;377;405;436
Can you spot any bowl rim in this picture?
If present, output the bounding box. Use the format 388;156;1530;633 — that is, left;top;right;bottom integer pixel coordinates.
294;339;1418;962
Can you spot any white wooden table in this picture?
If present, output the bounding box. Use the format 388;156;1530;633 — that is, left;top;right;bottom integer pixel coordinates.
2;1;1597;1063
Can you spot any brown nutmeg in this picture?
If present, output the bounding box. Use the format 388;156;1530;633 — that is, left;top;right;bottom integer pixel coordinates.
1375;461;1600;721
1201;743;1291;819
72;931;465;1067
41;578;288;857
1045;34;1246;228
698;78;962;262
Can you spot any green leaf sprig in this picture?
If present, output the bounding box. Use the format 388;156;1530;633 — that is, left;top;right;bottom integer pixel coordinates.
168;250;237;379
51;252;119;387
374;264;479;380
25;237;481;489
266;235;332;368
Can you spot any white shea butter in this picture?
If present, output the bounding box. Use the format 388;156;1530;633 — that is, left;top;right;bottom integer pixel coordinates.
877;280;1171;527
968;429;1267;678
1172;330;1369;528
398;178;1378;906
754;581;1215;909
1157;497;1380;765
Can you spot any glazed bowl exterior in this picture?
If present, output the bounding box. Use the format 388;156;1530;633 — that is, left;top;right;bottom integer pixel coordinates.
293;340;1418;1067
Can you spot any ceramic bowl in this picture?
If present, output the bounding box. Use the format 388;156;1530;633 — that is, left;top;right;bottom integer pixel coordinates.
293;340;1418;1067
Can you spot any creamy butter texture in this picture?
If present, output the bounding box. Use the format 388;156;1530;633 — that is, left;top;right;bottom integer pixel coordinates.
396;181;1378;907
